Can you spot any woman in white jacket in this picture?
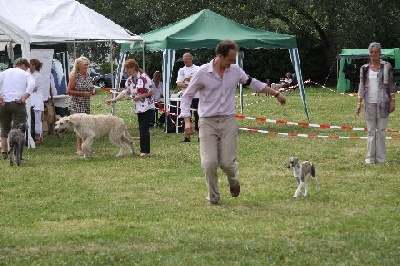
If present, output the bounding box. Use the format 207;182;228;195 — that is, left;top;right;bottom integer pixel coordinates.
29;59;44;143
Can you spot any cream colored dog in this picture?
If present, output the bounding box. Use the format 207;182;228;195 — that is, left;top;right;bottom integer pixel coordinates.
55;113;135;157
287;157;320;198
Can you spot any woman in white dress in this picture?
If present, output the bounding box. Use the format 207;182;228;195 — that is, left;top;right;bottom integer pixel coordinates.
29;59;44;143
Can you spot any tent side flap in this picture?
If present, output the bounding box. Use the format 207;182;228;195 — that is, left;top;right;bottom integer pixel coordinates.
337;48;400;92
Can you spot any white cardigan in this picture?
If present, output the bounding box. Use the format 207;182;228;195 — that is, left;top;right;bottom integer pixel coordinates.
30;71;44;111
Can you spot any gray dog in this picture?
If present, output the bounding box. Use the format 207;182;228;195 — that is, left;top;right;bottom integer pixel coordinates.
287;157;320;198
8;123;26;166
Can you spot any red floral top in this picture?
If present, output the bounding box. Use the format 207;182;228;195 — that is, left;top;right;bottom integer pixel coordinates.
124;72;155;113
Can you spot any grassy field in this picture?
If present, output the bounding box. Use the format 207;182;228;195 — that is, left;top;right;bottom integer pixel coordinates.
1;86;399;265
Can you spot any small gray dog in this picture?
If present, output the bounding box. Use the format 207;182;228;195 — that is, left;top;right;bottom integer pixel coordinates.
287;157;320;198
8;123;26;166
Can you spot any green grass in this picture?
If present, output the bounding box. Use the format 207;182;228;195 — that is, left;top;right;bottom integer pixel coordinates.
1;87;400;265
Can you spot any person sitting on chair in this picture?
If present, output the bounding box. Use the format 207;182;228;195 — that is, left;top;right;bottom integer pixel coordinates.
281;72;295;88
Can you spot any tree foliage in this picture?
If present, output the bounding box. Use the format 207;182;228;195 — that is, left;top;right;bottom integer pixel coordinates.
77;0;400;84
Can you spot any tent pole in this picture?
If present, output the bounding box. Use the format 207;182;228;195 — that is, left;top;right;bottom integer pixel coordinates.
22;40;36;148
162;49;175;132
73;41;76;60
237;51;244;115
110;40;116;116
289;48;310;122
142;41;145;71
7;42;15;64
110;40;114;88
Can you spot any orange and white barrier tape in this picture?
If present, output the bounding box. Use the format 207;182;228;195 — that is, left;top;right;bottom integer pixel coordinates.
104;86;400;135
304;80;358;97
235;114;368;132
234;87;294;108
235;114;400;133
235;85;295;98
239;127;400;140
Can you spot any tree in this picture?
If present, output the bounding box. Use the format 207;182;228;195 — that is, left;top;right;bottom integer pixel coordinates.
239;0;400;82
77;0;400;83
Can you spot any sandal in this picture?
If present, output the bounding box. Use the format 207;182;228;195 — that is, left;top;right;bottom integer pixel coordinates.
34;136;42;143
75;151;84;156
138;153;151;157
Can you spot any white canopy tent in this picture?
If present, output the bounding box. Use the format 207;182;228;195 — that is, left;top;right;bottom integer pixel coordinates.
0;0;143;148
0;0;143;58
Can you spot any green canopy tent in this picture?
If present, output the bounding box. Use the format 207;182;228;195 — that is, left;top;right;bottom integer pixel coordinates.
121;9;310;121
337;48;400;92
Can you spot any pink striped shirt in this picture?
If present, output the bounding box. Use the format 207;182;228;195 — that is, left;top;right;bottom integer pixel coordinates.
180;59;267;118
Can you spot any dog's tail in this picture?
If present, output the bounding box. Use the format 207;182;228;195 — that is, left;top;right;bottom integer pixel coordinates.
123;127;133;141
311;163;316;177
122;126;140;141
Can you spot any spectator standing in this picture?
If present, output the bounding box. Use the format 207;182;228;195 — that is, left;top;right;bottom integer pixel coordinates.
66;56;95;156
152;70;164;127
180;40;286;205
0;58;35;159
176;52;199;142
344;60;360;93
356;42;395;164
29;59;44;143
43;72;58;102
105;59;155;157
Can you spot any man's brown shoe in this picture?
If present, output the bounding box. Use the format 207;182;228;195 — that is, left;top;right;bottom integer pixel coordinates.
207;200;219;205
230;181;240;197
206;199;219;205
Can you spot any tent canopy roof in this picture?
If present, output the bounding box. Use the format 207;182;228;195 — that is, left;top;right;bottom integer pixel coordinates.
339;48;400;69
0;0;143;44
121;9;297;52
339;48;400;60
